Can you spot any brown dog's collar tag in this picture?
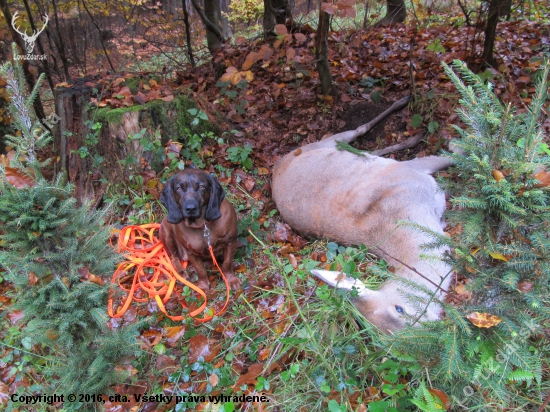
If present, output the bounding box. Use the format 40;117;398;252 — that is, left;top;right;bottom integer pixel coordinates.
203;223;211;247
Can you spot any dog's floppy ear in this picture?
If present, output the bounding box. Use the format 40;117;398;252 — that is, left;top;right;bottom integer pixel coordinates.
160;177;183;224
205;174;225;221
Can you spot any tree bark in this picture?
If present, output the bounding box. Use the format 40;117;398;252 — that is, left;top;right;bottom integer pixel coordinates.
54;85;97;203
482;0;501;67
190;0;225;54
262;0;276;35
362;0;371;29
376;0;406;26
204;0;223;53
220;0;232;38
499;0;512;19
181;0;195;66
315;2;333;95
272;0;291;24
54;80;145;204
0;0;47;121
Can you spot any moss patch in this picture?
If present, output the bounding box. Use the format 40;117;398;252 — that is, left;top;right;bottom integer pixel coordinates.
89;94;216;148
93;100;164;124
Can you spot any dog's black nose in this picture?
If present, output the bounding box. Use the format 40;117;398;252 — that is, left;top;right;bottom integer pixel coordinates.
185;205;197;214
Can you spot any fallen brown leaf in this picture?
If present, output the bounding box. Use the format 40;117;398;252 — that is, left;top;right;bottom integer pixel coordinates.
8;310;24;324
234;363;264;387
466;312;502;328
142;329;163;346
28;272;37;286
517;280;534;292
3;167;36;188
428;388;451;410
492;169;505;182
534;171;550;187
0;381;8;405
188;335;221;363
209;373;219;387
164;326;186;346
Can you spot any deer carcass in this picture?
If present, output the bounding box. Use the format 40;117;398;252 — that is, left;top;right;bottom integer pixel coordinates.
272;101;454;333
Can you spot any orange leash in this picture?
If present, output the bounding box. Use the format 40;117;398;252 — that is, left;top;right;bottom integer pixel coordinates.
107;223;231;322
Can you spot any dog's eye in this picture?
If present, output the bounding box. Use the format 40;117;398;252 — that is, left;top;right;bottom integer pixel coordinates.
198;185;206;190
395;305;404;314
176;186;184;192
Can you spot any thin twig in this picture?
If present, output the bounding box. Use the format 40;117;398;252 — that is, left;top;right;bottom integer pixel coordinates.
409;271;452;327
375;246;451;294
81;0;116;72
537;392;550;412
457;0;472;26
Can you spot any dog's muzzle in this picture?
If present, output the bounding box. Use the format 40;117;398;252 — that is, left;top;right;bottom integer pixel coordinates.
182;200;200;217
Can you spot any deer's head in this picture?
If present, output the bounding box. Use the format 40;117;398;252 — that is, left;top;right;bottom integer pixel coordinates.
311;269;443;333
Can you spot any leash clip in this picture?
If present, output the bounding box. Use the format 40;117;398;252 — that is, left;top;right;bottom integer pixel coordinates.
203;223;211;247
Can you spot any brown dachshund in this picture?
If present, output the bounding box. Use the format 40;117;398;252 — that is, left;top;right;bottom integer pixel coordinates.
159;168;242;294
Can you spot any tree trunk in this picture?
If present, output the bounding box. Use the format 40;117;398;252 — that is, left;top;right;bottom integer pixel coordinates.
482;0;501;67
376;0;406;26
54;79;144;204
262;0;276;35
190;0;225;54
54;85;99;203
499;0;512;19
363;0;371;29
220;0;232;38
272;0;291;24
0;0;47;121
204;0;223;53
315;2;333;95
181;0;196;66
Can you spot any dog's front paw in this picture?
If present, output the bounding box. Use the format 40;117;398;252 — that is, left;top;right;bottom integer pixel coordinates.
226;273;242;291
196;279;211;295
172;258;188;275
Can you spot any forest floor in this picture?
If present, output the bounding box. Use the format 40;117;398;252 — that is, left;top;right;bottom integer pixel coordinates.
1;5;550;411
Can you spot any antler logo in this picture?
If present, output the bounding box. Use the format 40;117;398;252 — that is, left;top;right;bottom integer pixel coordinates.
12;12;49;55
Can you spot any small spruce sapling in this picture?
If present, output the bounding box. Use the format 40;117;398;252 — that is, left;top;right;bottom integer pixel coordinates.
0;45;145;400
383;59;550;410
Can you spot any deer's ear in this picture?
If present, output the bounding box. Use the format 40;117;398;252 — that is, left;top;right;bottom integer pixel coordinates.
310;270;377;298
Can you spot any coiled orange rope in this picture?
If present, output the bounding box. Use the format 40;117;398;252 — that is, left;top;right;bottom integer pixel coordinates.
107;223;230;322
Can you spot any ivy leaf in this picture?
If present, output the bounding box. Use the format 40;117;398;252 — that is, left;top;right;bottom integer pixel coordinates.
410;114;423;128
368;400;389;412
428;121;439;133
328;400;345;412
